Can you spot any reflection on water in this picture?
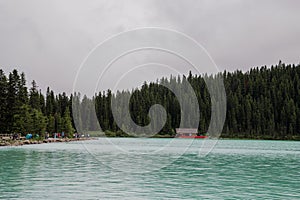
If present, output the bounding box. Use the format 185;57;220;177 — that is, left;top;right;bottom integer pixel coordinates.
0;139;299;199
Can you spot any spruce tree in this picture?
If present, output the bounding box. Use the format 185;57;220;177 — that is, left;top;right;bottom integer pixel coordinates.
62;107;74;137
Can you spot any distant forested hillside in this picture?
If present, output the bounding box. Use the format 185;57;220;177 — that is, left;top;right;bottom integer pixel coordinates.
1;61;300;140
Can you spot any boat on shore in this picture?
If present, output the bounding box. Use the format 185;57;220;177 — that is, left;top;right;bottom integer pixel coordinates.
175;128;208;139
176;134;208;139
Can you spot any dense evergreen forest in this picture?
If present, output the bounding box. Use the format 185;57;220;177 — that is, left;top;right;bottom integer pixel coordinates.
0;69;74;137
1;62;300;140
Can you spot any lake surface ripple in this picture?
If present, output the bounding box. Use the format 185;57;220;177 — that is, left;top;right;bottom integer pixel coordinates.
0;139;299;199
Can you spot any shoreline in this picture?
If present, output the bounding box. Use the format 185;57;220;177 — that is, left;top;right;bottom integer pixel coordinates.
1;137;299;147
0;137;95;147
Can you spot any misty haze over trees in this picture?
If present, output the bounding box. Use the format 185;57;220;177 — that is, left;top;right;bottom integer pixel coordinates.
0;62;300;140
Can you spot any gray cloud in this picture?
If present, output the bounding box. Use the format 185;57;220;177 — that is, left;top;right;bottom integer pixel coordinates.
0;0;299;94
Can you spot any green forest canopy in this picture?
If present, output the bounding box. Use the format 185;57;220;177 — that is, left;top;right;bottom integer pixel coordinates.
0;61;300;140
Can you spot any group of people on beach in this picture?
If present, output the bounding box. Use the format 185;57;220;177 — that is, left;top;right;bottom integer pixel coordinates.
8;132;89;140
45;132;65;139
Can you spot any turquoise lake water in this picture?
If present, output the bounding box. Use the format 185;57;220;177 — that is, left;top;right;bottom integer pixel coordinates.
0;139;299;199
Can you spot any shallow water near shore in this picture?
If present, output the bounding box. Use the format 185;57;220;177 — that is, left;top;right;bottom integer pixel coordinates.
0;139;299;199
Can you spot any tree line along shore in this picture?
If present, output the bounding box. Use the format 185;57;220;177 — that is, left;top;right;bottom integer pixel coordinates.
0;61;300;141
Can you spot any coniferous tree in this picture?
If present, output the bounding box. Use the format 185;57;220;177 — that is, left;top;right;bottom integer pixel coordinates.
7;69;21;133
18;72;28;104
46;115;55;134
62;107;74;137
29;80;40;110
30;108;46;136
13;104;32;134
0;70;8;131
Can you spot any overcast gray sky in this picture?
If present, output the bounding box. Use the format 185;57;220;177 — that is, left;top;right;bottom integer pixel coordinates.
0;0;299;94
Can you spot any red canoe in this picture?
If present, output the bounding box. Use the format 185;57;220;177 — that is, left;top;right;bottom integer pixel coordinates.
176;135;208;139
